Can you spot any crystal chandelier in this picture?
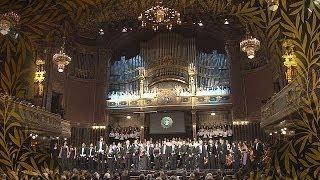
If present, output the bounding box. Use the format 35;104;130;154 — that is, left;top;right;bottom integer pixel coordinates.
240;28;260;59
266;0;279;11
0;12;20;35
138;1;181;31
53;37;71;73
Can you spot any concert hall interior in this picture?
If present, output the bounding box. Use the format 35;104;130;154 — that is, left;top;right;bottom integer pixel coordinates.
0;0;319;179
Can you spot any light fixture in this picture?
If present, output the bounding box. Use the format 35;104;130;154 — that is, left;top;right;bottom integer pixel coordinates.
34;58;46;83
224;19;229;25
126;115;131;119
122;27;127;33
266;0;279;11
282;39;298;83
138;1;181;31
240;28;260;59
53;37;71;73
99;28;104;35
269;133;272;136
34;58;46;95
198;21;204;27
92;125;106;129
0;12;20;35
210;112;216;116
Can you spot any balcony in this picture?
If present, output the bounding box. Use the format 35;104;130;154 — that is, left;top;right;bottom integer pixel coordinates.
261;80;301;128
0;94;71;137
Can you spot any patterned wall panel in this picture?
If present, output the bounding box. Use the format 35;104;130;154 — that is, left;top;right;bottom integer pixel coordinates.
197;112;231;126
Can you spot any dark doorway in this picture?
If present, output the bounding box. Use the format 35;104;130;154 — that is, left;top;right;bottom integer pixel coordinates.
51;92;63;116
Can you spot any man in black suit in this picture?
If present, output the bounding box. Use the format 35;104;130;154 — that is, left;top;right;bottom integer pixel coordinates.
198;140;206;170
124;140;132;170
87;143;96;171
220;139;227;172
96;136;106;172
180;140;188;169
145;140;154;170
170;140;178;170
254;139;264;170
132;140;140;170
78;143;88;169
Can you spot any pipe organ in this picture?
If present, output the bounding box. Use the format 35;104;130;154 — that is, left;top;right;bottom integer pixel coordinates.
70;51;96;79
107;32;230;108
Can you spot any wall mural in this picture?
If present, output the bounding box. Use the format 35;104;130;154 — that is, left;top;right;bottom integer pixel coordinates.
0;0;319;178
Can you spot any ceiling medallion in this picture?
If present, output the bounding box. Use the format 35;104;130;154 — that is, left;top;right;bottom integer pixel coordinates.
53;37;71;73
138;1;181;31
266;0;279;11
240;28;261;59
0;12;20;35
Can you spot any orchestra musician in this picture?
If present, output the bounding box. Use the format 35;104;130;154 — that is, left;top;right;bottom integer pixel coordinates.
124;140;132;170
57;137;267;173
78;143;87;169
170;140;178;170
67;144;77;170
132;140;140;170
59;141;69;170
87;143;96;171
179;140;188;169
96;136;106;172
153;142;161;170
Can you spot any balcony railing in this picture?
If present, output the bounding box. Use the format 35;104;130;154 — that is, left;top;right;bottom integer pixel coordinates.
261;80;301;128
0;94;71;137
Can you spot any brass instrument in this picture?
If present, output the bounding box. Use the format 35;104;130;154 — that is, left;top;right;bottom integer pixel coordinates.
226;154;234;166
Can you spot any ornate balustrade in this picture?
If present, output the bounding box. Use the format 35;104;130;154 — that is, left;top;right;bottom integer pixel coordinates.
261;80;301;128
0;94;71;137
107;93;230;109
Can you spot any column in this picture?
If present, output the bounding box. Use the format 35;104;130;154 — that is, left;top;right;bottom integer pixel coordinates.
188;63;197;95
191;110;197;139
138;67;145;96
139;113;145;140
225;40;246;120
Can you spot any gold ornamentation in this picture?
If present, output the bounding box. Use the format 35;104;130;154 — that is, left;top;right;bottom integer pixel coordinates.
282;39;297;83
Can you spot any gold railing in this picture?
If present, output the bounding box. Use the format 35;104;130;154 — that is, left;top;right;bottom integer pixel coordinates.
0;94;71;137
107;94;231;109
261;80;301;128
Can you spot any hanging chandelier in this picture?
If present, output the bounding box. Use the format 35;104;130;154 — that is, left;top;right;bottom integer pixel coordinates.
266;0;279;11
0;12;20;35
240;29;260;59
138;1;181;31
53;37;71;73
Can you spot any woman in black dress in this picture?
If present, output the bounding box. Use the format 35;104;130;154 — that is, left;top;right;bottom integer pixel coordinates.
153;143;161;170
51;142;59;160
68;144;77;170
59;141;69;170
